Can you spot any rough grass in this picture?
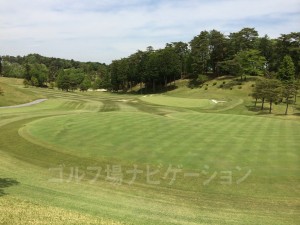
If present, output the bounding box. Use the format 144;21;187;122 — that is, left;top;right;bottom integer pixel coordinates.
0;77;299;225
0;77;45;106
0;196;124;225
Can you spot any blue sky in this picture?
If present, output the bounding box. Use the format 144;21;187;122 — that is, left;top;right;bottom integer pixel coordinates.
0;0;299;64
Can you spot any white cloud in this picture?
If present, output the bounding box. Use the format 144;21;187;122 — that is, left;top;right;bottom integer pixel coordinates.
0;0;299;63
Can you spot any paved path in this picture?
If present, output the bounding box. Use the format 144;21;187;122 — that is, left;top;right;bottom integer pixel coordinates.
0;99;47;109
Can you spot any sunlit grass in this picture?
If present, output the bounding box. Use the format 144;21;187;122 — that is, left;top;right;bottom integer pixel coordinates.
0;77;299;225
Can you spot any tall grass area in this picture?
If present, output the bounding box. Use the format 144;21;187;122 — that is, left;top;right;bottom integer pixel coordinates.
0;77;299;225
0;77;44;106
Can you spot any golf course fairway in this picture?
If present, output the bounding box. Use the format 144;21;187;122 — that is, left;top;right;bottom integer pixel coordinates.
0;77;299;225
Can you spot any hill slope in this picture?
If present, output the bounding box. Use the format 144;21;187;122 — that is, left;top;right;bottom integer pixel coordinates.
0;77;44;107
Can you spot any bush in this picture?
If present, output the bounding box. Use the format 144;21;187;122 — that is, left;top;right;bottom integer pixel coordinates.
197;74;209;84
205;87;208;90
238;86;242;89
213;82;217;86
230;87;233;90
251;84;255;87
219;84;224;88
49;82;55;89
0;86;3;95
30;77;39;87
23;79;30;88
223;81;226;84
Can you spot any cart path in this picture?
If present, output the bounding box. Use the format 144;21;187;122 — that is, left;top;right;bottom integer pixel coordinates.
0;99;47;109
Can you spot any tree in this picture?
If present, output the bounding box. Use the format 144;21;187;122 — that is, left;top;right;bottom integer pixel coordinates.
56;70;71;91
145;51;160;92
277;55;295;81
275;32;300;77
109;58;130;91
79;76;92;91
252;79;267;108
30;76;39;87
295;79;300;103
167;42;190;78
252;78;281;112
209;30;227;75
23;79;30;88
234;49;267;78
0;56;2;76
158;46;181;86
23;63;48;87
190;31;210;76
228;27;259;56
24;64;31;81
257;35;276;71
264;79;282;113
282;82;297;115
217;58;243;78
2;61;25;78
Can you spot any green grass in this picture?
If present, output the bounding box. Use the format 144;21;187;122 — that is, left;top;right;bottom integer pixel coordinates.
0;77;299;225
140;95;214;108
0;77;45;106
21;112;300;171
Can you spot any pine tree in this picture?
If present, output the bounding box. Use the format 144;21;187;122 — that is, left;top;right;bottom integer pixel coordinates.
278;55;295;81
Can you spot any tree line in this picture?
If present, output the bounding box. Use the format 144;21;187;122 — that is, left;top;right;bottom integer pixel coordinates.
252;54;299;115
0;54;108;91
0;27;299;94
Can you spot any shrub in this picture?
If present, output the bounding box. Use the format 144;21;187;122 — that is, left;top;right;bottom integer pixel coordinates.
219;84;224;88
30;77;39;87
197;74;209;84
230;87;233;90
23;79;30;88
238;86;242;89
223;81;226;84
0;86;3;95
251;84;255;87
205;87;208;90
213;82;217;86
49;82;55;89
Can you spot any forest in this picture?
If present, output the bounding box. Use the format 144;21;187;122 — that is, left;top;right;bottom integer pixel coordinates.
0;27;299;95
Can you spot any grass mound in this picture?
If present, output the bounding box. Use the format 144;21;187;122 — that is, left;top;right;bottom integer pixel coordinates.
0;77;44;106
140;95;214;108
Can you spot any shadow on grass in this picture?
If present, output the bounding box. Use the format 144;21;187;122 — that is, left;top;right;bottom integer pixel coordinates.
187;79;202;89
245;105;273;115
246;105;261;112
129;85;178;95
0;178;19;197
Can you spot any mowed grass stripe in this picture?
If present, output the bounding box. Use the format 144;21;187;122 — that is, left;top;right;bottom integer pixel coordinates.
0;120;266;225
23;112;300;179
1;78;299;225
1;115;299;224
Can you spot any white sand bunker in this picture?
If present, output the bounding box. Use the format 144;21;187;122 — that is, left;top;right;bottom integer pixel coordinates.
211;99;227;104
116;99;133;102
